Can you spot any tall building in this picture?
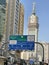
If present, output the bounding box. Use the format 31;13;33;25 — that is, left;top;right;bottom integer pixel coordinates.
18;3;24;35
16;3;24;58
21;3;39;60
5;0;24;58
28;3;38;42
5;0;20;41
28;3;39;60
0;0;6;42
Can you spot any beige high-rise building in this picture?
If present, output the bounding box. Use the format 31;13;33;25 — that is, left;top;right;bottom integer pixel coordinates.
18;3;24;35
5;0;20;41
5;0;24;42
17;3;24;58
5;0;24;58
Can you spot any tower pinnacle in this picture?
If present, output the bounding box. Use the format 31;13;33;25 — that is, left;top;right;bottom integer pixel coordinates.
32;2;36;15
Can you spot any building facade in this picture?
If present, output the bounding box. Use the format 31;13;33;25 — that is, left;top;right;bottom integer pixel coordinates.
38;42;49;64
18;3;24;35
5;0;20;41
5;0;24;58
0;0;6;42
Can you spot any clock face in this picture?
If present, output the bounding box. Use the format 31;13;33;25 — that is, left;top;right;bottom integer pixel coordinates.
30;19;34;23
30;16;34;23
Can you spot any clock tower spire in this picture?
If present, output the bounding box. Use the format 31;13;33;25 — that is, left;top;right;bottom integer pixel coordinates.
28;2;39;42
32;2;36;15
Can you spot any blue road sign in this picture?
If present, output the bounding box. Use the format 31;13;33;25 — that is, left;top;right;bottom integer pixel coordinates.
9;41;35;50
29;59;34;64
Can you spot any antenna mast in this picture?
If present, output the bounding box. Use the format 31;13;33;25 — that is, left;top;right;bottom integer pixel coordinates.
32;2;36;15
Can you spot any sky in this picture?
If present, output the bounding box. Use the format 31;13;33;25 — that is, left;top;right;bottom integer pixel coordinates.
20;0;49;42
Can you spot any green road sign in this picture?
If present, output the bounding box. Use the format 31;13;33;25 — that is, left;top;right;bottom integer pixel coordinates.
9;35;27;41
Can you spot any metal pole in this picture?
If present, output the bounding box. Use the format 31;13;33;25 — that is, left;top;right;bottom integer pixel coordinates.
35;42;44;62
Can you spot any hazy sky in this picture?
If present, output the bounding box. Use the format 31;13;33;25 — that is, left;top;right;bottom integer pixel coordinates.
20;0;49;42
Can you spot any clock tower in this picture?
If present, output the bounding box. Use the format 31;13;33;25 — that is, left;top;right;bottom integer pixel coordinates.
21;3;39;60
28;3;39;42
28;3;39;60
